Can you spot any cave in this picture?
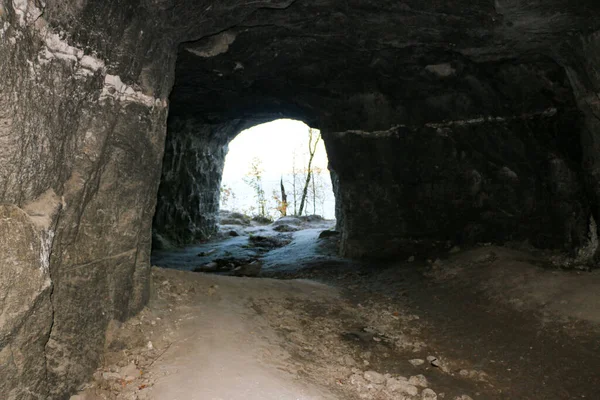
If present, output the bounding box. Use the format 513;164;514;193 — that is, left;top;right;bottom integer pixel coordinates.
152;116;334;248
2;1;600;399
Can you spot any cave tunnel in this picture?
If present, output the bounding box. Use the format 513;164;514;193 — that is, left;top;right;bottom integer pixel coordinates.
153;22;594;260
2;0;600;399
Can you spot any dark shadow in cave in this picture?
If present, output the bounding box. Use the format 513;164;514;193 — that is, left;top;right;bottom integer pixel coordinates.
152;33;595;264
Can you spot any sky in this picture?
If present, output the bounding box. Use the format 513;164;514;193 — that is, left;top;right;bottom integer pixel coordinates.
221;119;336;219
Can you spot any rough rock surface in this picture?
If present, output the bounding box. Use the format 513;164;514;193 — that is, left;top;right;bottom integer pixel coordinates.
2;0;600;399
153;119;247;246
326;112;592;258
0;1;171;398
154;0;600;263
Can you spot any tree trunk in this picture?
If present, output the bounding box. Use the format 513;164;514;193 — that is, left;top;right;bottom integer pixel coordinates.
312;173;316;215
298;169;312;216
298;129;320;216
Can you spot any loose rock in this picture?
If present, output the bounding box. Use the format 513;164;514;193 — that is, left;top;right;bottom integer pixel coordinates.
409;374;429;387
119;363;140;381
232;260;262;277
386;378;419;396
364;370;386;384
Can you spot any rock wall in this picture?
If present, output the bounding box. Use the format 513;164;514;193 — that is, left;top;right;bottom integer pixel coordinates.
325;111;592;259
559;32;600;264
2;0;600;398
153;118;254;246
0;2;173;398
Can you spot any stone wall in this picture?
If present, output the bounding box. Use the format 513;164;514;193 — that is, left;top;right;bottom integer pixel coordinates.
559;32;600;265
0;2;172;398
325;112;592;259
153;118;254;246
2;0;600;398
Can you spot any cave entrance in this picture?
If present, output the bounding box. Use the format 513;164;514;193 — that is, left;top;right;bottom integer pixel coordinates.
152;116;337;255
151;117;339;273
220;119;335;221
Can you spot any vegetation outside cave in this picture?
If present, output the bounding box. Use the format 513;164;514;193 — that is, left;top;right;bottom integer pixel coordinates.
220;119;335;222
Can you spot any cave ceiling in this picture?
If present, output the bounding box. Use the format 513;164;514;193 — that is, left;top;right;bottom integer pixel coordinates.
165;0;600;130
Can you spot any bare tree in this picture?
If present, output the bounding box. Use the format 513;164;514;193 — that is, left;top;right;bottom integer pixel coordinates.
243;157;267;217
309;166;325;215
298;127;321;216
312;172;316;215
291;150;298;215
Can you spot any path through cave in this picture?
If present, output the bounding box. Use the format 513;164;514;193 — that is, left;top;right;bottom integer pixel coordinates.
79;218;600;399
2;1;600;399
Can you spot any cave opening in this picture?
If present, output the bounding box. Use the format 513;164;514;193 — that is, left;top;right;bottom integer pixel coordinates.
220;119;336;220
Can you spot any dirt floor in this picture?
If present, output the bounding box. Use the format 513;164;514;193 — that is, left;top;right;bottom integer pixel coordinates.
72;215;600;400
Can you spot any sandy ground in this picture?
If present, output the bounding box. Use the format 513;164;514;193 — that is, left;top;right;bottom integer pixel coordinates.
72;216;600;400
72;270;341;400
147;273;340;400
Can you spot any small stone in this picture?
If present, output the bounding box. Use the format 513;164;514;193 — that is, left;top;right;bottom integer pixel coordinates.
409;374;429;387
233;260;262;277
319;229;339;238
408;255;415;262
119;363;140;381
454;396;473;400
422;388;438;399
201;261;218;271
349;373;368;388
364;370;386;384
386;378;418;396
102;371;121;381
207;285;218;295
498;166;519;182
146;341;153;350
449;246;461;254
342;355;355;366
409;358;425;366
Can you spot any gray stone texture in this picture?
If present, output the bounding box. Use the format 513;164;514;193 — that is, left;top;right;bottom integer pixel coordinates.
1;0;600;399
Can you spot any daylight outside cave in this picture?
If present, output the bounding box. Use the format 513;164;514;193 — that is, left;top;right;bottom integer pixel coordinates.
220;119;335;220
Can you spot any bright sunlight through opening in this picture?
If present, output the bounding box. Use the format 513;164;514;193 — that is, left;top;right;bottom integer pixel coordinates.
220;119;336;220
